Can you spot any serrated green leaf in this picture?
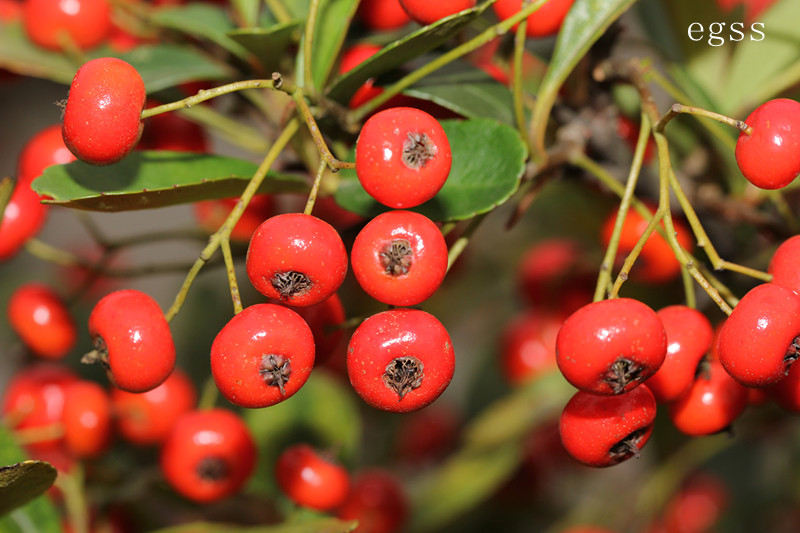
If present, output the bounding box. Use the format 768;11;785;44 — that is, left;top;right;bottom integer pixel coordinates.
0;461;57;515
118;44;233;93
149;517;358;533
228;22;303;74
151;4;251;61
334;118;527;222
31;152;308;212
243;371;361;497
325;1;495;104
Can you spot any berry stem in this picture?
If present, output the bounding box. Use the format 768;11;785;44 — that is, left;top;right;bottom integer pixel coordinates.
198;375;220;410
56;463;89;533
141;79;283;119
220;237;243;315
291;88;355;171
447;213;487;273
512;18;530;148
655;103;752;137
304;160;328;215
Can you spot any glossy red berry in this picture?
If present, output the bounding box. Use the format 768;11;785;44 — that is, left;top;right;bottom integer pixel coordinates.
210;303;315;408
667;359;748;436
357;0;411;30
355;107;452;208
492;0;575;38
717;283;800;387
556;298;667;395
348;309;455;413
7;283;76;359
336;469;409;533
735;98;800;189
86;289;176;393
111;367;197;445
62;57;146;165
559;384;657;468
768;234;800;295
161;408;257;503
499;310;560;386
62;380;113;458
246;213;348;307
17;124;76;185
0;181;47;260
275;444;350;511
398;0;476;25
22;0;111;51
290;293;346;364
339;43;385;109
193;194;275;243
647;305;714;404
351;210;448;306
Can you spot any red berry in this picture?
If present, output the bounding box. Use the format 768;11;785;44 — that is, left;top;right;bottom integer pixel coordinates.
661;472;729;533
193;194;275;243
160;408;257;503
0;181;47;260
339;43;385;109
355;107;452;209
275;444;350;511
289;293;346;364
398;0;476;25
86;289;176;393
555;298;667;395
210;303;315;408
392;403;460;464
559;384;657;468
62;380;113;458
357;0;411;30
716;283;800;387
735;99;800;189
336;469;409;533
347;309;455;413
17;124;76;185
492;0;575;38
768;234;800;295
22;0;111;50
111;367;197;445
245;213;348;307
351;210;448;306
311;195;366;231
138;101;209;153
62;57;146;165
647;305;714;403
499;310;560;386
667;359;748;436
7;282;77;359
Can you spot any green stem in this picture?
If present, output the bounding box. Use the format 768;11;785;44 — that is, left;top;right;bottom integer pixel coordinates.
655;103;752;136
446;213;488;272
512;17;530;147
304;160;327;215
0;176;13;217
57;464;89;533
292;89;355;171
264;0;292;24
220;238;243;314
198;376;220;410
142;79;281;118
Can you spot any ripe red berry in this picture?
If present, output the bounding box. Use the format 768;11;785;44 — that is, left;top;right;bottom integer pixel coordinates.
347;309;455;413
289;293;346;364
355;107;452;208
559;384;657;468
735;99;800;189
7;282;77;359
398;0;476;25
275;444;350;511
17;123;76;185
667;359;748;436
556;298;667;395
86;289;176;393
62;380;113;458
336;469;409;533
210;303;315;408
358;0;411;30
660;472;729;533
499;310;560;386
351;210;448;306
492;0;575;38
111;367;197;445
392;403;461;464
339;43;385;109
647;305;714;404
0;181;47;260
768;234;800;295
62;57;146;165
245;213;348;307
193;194;275;243
160;408;257;503
22;0;112;51
717;283;800;387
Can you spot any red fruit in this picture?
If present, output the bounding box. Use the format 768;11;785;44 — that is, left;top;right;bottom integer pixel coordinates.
0;181;47;260
357;0;411;31
559;384;657;468
245;213;348;307
355;107;452;208
339;43;385;109
556;298;667;395
290;293;346;364
668;359;748;436
499;310;560;386
717;283;800;387
193;194;275;243
661;472;729;533
22;0;111;50
735;99;800;189
86;289;176;393
62;381;113;458
210;303;315;408
768;235;800;295
275;444;350;511
111;367;197;445
398;0;476;25
139;102;209;153
7;283;76;359
492;0;575;38
647;305;714;403
62;57;146;165
351;210;448;306
17;124;76;185
336;469;409;533
769;357;800;413
393;403;460;464
347;309;455;413
311;195;366;231
160;408;257;503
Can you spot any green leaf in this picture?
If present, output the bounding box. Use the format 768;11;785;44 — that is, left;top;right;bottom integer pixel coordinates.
334;118;527;222
228;22;303;73
530;0;637;159
231;0;262;28
149;517;358;533
0;21;81;83
307;0;361;90
0;461;57;516
31;152;308;212
243;370;361;497
151;4;251;61
117;44;233;94
325;1;495;104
